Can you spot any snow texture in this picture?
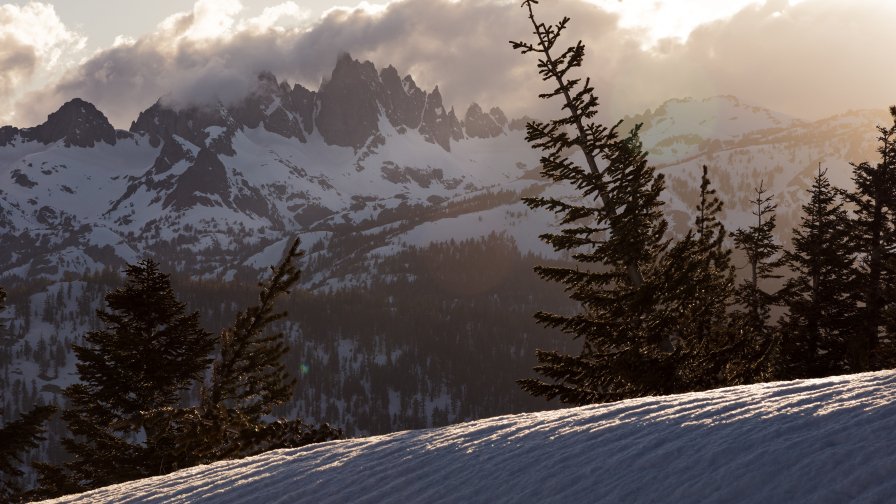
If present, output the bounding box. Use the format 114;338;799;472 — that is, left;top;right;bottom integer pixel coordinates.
43;370;896;503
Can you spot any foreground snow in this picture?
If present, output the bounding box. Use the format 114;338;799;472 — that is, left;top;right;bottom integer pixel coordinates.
46;371;896;503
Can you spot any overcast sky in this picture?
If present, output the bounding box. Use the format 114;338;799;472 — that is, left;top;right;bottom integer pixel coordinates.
2;0;894;128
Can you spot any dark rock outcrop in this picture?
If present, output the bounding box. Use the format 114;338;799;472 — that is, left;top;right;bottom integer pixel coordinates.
464;103;506;139
130;101;237;155
316;53;383;148
24;98;117;147
163;148;230;210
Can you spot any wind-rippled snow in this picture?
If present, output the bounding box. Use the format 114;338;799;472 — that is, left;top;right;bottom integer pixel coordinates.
44;370;896;503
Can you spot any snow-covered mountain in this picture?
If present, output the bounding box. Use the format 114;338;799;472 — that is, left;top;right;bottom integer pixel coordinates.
42;370;896;503
0;54;544;286
0;54;888;286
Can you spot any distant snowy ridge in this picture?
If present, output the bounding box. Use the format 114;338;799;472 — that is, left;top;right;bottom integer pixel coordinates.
0;48;889;285
45;370;896;503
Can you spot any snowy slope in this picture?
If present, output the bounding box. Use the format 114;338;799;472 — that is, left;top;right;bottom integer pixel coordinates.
45;370;896;503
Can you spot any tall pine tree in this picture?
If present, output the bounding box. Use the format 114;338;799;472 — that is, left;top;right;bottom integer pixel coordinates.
670;166;750;388
39;261;215;493
513;2;731;404
847;106;896;370
780;166;858;378
163;238;341;465
732;181;783;378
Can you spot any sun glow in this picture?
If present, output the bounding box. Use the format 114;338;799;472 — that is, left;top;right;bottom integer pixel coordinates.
583;0;770;47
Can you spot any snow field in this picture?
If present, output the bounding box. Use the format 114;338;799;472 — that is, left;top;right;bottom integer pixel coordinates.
45;370;896;503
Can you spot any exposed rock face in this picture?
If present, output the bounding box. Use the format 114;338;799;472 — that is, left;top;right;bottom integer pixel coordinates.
163;147;230;210
316;53;384;148
311;54;476;151
464;103;506;139
129;101;238;155
151;137;193;175
0;126;18;147
508;116;534;132
419;87;462;151
380;65;426;130
287;84;316;135
230;72;307;142
489;107;508;129
4;98;119;148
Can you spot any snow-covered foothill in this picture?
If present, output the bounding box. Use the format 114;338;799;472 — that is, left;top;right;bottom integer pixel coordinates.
44;370;896;503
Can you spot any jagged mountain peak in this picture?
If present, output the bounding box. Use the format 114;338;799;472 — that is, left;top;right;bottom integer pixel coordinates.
129;99;238;155
312;54;468;150
331;52;379;83
316;54;385;148
4;56;518;155
0;97;120;148
464;103;507;139
114;55;512;152
38;97;120;147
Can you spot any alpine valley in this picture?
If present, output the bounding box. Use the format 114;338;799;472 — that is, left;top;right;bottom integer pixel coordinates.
0;54;889;466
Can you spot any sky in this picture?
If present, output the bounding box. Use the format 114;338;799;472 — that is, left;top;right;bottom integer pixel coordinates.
1;0;894;128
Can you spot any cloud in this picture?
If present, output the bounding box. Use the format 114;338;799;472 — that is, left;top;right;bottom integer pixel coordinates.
238;2;311;32
669;0;896;120
0;2;86;124
10;0;896;129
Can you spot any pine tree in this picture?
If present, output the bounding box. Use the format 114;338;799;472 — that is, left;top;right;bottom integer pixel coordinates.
0;286;57;502
39;260;215;493
689;166;736;342
780;166;858;378
0;404;56;502
512;1;718;404
670;166;750;388
732;181;783;377
846;106;896;370
166;238;341;464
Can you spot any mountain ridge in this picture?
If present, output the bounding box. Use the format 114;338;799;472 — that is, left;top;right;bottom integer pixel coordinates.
0;55;889;285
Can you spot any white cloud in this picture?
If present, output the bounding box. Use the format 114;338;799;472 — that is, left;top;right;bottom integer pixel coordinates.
239;2;311;32
186;0;243;40
112;35;137;48
584;0;767;45
0;2;86;123
0;2;86;65
156;0;243;42
322;1;393;18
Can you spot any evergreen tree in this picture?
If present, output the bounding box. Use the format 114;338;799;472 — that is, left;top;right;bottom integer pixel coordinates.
165;238;341;465
671;166;748;388
732;181;783;377
688;166;736;342
0;404;56;502
780;166;858;378
733;182;782;329
0;286;57;502
38;260;215;493
846;106;896;370
512;1;724;404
